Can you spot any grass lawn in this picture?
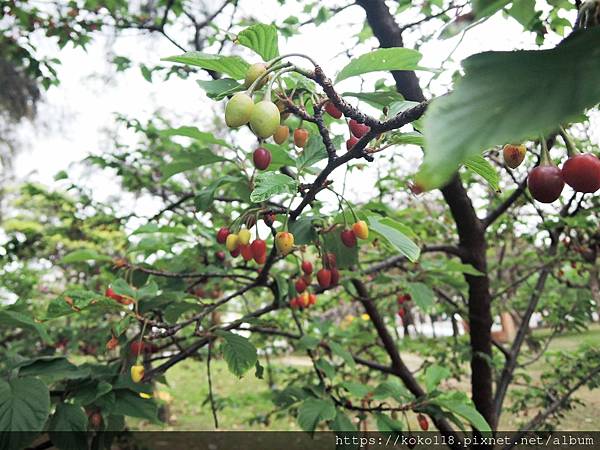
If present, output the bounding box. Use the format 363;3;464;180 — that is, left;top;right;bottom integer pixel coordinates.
129;325;600;431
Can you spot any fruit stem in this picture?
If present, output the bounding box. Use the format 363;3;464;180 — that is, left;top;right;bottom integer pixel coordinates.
247;62;291;96
282;193;296;230
559;126;579;157
266;67;295;101
539;135;553;166
136;319;148;365
267;53;318;68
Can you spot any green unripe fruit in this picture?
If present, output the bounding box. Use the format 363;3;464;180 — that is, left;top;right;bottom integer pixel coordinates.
244;63;268;88
225;93;254;128
250;101;281;138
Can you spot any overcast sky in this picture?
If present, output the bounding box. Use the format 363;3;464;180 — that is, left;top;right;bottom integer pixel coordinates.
11;1;574;219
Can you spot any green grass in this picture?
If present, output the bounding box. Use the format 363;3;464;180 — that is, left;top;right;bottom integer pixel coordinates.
129;325;600;431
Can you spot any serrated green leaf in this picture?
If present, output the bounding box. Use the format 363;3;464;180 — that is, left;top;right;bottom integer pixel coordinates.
288;217;318;245
48;403;88;450
387;131;425;146
250;172;297;203
328;342;356;369
336;48;428;83
331;409;356;431
161;148;226;180
464;155;500;192
112;390;159;423
424;365;451;392
418;28;600;190
431;391;491;433
236;23;279;61
296;335;320;351
296;134;328;170
196;78;243;100
163;52;249;79
297;398;336;433
406;282;435;312
0;309;50;343
0;377;50;449
375;413;404;432
368;216;420;262
158;126;231;148
216;330;258;377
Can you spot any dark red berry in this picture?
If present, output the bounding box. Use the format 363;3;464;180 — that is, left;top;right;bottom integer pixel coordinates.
528;165;564;203
295;278;307;293
301;260;313;275
253;147;272;170
341;229;357;248
216;227;230;244
325;101;343;119
263;212;276;227
330;268;340;286
349;119;370;138
561;153;600;193
250;239;267;261
346;135;359;152
417;414;429;431
317;268;332;288
240;244;253;261
215;251;226;262
230;246;241;258
324;253;337;268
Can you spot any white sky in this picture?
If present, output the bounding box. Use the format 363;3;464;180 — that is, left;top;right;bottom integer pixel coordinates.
10;1;574;219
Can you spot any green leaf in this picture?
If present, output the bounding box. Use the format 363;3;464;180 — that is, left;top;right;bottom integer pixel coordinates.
424;365;451;392
336;48;427;83
340;381;371;398
0;377;50;449
48;403;88;450
431;392;491;433
418;28;600;190
315;358;336;379
70;380;112;406
464;155;500;192
387;131;425;146
196;78;243;100
262;143;296;169
236;23;279;61
297;398;336;433
375;413;404;432
159;126;231;148
296;335;320;351
331;410;356;431
288;217;318;245
18;356;90;382
162;52;249;80
372;379;412;402
368;216;420;262
112;390;159;423
250;172;297;203
406;282;435;312
342;90;405;109
328;342;356;369
296;134;328;170
0;309;50;343
61;249;112;264
161;147;226;180
46;289;106;319
322;229;358;270
194;175;239;211
216;330;258;377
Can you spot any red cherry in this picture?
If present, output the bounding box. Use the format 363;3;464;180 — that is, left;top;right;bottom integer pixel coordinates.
290;297;299;309
295;278;307;293
325;101;342;119
341;229;357;248
105;287;124;302
349;119;370;138
317;269;332;288
216;227;230;244
255;252;267;265
240;244;253;261
215;251;226;262
308;293;317;305
250;239;267;261
324;253;337;268
89;411;102;428
253;147;272;171
398;308;406;319
417;414;429;431
294;128;309;148
301;260;313;275
330;268;340;286
230;246;241;258
263;212;276;227
346;135;359;151
528;165;564;203
561;153;600;193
